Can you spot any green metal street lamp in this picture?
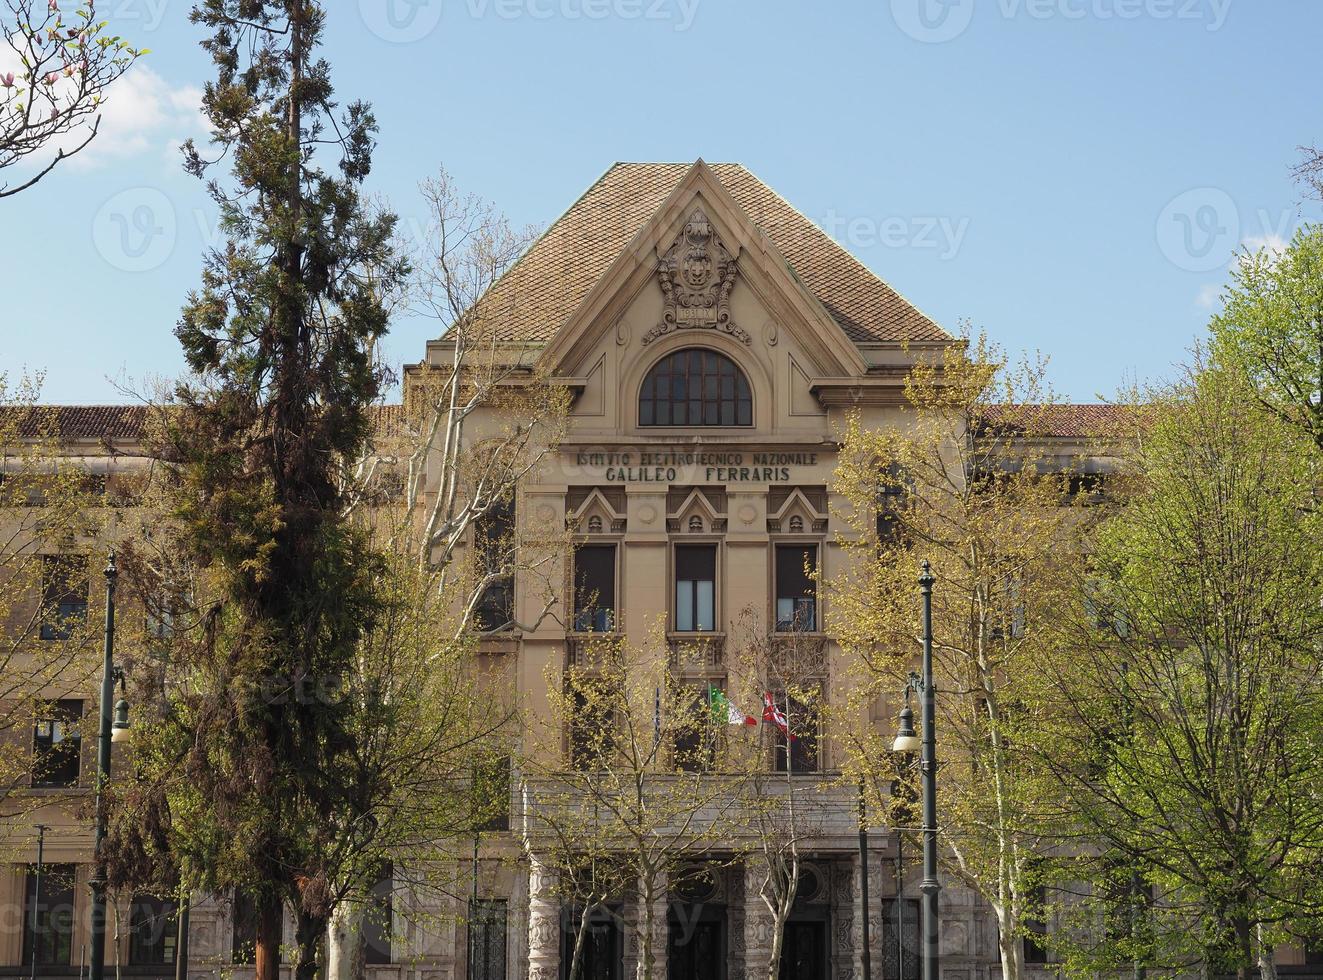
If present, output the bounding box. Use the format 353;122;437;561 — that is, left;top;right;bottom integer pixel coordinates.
89;553;130;980
890;561;940;980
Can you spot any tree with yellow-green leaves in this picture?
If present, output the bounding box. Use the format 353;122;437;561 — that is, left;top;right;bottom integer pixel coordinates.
1032;362;1323;980
829;333;1098;980
0;372;107;830
523;630;757;980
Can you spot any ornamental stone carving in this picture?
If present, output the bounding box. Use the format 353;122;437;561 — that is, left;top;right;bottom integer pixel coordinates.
643;208;750;346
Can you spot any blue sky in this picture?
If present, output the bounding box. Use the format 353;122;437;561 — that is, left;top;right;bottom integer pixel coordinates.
3;0;1320;403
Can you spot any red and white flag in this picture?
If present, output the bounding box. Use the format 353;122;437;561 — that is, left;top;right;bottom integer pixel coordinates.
762;692;796;740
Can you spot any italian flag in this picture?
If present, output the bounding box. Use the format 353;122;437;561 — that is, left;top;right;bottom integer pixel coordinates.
709;686;757;726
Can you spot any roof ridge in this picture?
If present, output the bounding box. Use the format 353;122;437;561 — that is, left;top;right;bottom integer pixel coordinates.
453;161;951;347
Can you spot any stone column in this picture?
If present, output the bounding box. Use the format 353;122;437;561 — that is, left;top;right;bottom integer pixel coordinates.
850;849;887;980
624;871;667;980
742;863;774;980
830;858;857;980
727;865;747;980
528;855;560;980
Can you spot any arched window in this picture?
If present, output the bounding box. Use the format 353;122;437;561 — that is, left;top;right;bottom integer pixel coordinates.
639;349;752;427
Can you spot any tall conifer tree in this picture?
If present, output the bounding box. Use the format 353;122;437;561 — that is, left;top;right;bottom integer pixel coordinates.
107;5;406;980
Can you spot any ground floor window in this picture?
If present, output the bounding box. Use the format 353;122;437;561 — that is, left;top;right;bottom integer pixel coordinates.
22;863;76;967
231;891;259;965
364;862;394;964
561;905;622;980
470;898;507;980
881;897;920;980
129;893;179;965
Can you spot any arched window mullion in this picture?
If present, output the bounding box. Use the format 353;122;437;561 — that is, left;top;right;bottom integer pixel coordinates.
639;348;752;427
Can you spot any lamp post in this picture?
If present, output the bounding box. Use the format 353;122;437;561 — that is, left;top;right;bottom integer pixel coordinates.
890;561;939;980
89;554;130;980
30;824;48;980
858;780;872;980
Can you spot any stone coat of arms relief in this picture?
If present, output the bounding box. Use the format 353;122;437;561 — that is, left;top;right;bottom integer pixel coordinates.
643;208;752;346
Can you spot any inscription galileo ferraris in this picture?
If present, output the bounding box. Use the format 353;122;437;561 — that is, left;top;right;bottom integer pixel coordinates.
574;451;819;483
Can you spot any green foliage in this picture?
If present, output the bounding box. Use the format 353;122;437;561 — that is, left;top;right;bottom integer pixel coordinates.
1210;224;1323;452
104;3;406;975
1038;366;1323;976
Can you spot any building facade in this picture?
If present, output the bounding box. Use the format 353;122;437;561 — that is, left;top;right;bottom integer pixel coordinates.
5;161;1322;980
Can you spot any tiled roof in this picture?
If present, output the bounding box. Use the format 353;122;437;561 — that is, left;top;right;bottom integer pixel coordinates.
475;162;950;347
981;403;1132;438
1;405;406;443
1;405;149;441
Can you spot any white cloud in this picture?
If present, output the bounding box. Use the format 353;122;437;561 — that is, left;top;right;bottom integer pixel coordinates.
1239;232;1288;256
0;38;204;173
1195;283;1222;310
68;64;206;169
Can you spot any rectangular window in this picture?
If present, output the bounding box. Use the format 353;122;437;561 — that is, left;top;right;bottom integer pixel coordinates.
40;555;88;641
470;899;508;980
881;897;919;980
475;756;512;832
363;863;393;965
22;864;76;967
475;502;515;632
31;699;82;787
771;694;819;773
775;545;817;632
673;685;717;772
573;545;617;633
569;682;615;770
674;545;716;632
231;891;259;965
129;894;179;965
1023;882;1049;964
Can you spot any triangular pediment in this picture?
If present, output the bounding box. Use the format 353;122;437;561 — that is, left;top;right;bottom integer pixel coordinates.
538;160;868;379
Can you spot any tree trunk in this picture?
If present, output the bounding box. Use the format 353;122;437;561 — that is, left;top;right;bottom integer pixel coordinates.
637;883;655;980
294;909;326;980
766;902;789;980
255;893;282;980
1256;923;1277;980
567;903;594;980
994;903;1025;980
327;901;366;980
1235;915;1255;980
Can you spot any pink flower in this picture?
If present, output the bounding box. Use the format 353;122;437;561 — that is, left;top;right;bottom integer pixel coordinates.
1;73;14;88
48;0;58;11
44;72;58;85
